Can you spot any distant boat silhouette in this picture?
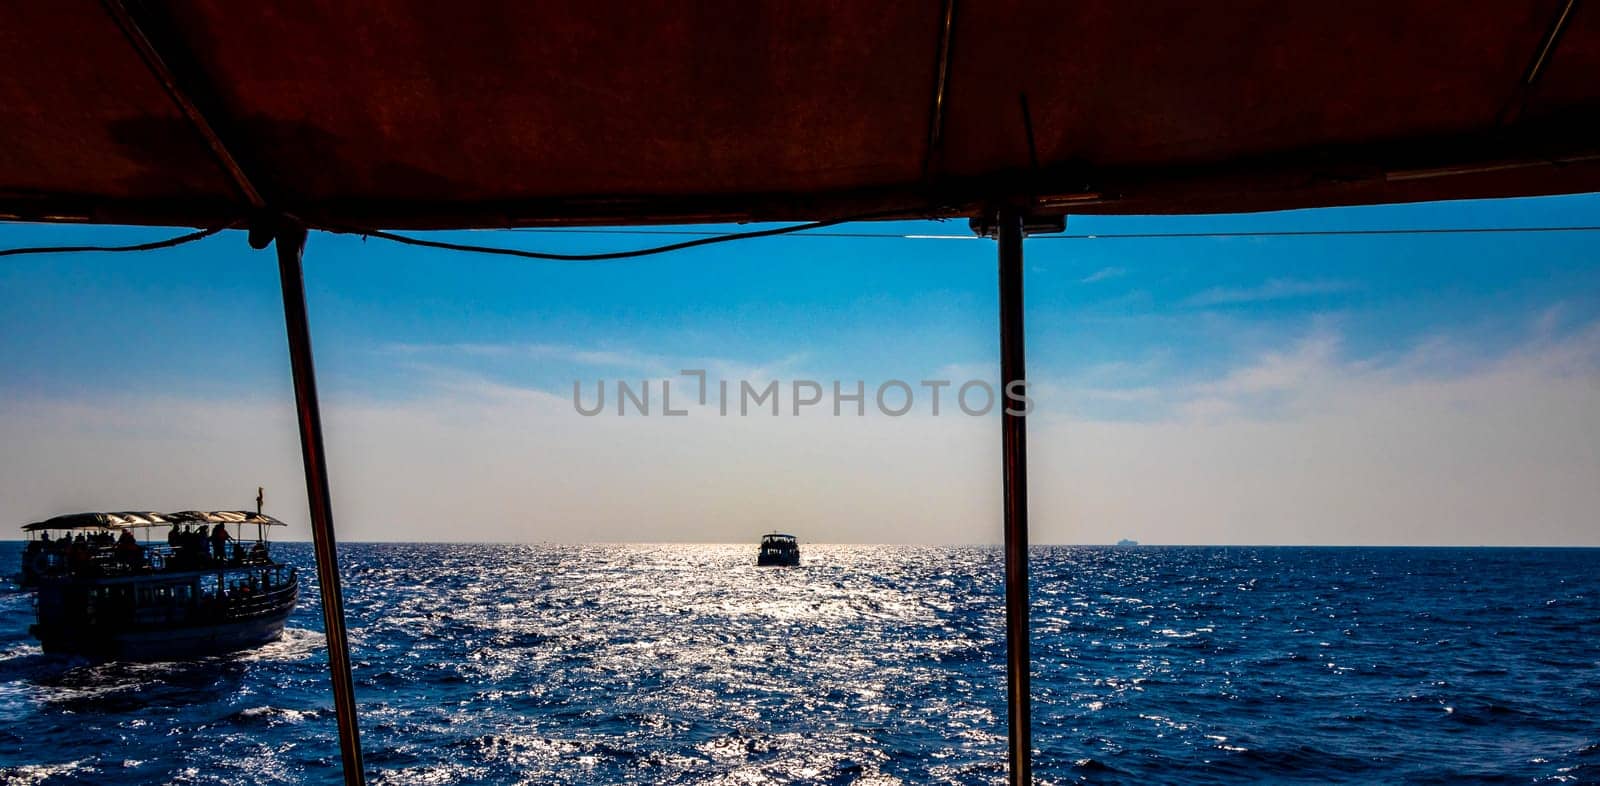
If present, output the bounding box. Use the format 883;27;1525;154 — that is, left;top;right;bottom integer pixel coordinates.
1115;539;1139;547
757;533;800;566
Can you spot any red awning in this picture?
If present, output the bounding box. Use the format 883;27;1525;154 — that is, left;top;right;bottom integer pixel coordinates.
3;1;1598;228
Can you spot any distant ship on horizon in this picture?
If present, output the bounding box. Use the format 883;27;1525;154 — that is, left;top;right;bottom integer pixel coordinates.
757;533;800;566
1115;538;1139;547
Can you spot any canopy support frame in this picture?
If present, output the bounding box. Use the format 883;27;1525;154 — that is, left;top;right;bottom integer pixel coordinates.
996;207;1032;785
921;0;957;182
274;223;366;786
99;0;267;210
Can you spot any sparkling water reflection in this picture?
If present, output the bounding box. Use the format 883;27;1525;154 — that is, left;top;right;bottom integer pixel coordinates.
2;544;1597;784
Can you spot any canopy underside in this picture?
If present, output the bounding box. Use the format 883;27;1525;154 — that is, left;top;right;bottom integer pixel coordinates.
3;1;1599;229
23;511;287;532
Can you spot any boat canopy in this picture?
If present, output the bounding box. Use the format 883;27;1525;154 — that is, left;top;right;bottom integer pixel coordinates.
22;510;287;532
3;2;1599;229
763;533;798;542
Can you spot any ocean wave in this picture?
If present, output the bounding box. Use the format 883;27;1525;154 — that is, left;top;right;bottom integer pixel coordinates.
0;760;94;785
0;543;1596;784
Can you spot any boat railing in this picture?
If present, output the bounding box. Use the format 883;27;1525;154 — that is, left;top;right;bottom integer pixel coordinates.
42;563;295;623
25;540;278;580
218;578;298;621
147;543;275;572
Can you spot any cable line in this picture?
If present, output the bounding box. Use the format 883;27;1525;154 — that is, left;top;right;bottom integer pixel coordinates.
5;221;1600;260
0;225;228;257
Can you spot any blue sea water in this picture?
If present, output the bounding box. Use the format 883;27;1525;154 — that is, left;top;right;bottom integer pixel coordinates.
1;543;1597;785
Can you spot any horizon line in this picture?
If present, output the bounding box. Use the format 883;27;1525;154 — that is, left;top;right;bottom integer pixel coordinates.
9;539;1596;549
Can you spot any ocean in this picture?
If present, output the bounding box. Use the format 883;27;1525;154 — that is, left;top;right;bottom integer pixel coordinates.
1;543;1597;785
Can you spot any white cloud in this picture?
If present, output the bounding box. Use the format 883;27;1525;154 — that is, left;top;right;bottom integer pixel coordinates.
1070;386;1163;404
0;380;1000;546
4;319;1597;547
1192;330;1340;397
1185;278;1355;306
1030;319;1600;545
384;341;677;376
1079;266;1127;284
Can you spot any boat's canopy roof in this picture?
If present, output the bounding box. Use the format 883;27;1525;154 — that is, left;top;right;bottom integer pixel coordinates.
22;510;286;532
3;2;1599;229
763;534;798;542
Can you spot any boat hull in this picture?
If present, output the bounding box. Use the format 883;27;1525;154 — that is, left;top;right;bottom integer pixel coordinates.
31;603;294;661
757;552;800;566
30;574;298;662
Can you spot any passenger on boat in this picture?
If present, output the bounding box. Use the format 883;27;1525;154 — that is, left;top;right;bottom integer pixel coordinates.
116;529;144;569
210;523;232;561
171;526;187;565
68;538;90;574
180;526;207;564
169;526;198;568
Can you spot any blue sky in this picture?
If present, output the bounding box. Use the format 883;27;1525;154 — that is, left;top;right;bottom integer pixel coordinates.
2;194;1598;544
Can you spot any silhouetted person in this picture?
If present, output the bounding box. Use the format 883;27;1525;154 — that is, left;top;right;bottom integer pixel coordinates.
116;529;143;569
182;526;205;564
172;526;188;565
210;523;231;561
174;526;201;567
68;538;90;575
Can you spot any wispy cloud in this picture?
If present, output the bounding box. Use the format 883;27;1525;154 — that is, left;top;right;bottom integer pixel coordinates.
384;341;674;375
1186;278;1355;306
7;315;1599;546
1030;315;1600;545
1047;312;1600;428
1079;266;1127;284
1071;385;1163;403
380;340;823;411
1193;330;1340;397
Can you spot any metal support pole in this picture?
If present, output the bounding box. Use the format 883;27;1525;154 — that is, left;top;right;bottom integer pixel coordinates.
996;207;1032;785
275;224;367;785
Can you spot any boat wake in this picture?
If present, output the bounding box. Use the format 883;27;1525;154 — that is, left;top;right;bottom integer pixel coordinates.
239;627;324;662
0;759;94;785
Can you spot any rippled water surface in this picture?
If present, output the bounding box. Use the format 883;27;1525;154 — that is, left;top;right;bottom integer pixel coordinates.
2;544;1598;784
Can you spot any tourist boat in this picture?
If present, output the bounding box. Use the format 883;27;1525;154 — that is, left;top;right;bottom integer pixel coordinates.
19;510;298;661
757;533;800;566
